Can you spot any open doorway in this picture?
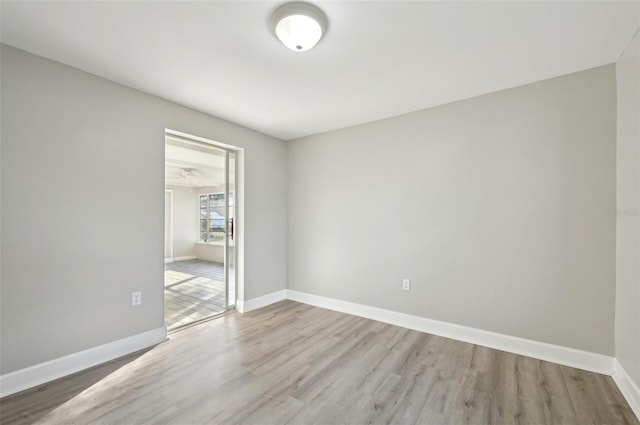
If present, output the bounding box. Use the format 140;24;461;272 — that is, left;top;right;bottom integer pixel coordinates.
164;132;236;331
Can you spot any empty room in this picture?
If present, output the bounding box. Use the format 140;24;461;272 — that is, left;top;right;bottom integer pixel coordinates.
1;1;639;424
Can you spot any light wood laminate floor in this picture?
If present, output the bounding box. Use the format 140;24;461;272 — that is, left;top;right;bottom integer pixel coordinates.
164;259;225;330
1;300;637;425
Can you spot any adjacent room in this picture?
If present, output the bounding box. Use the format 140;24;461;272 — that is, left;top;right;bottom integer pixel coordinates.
163;133;237;330
1;1;639;424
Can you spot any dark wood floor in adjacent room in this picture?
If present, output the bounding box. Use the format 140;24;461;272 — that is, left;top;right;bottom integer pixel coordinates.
1;300;637;425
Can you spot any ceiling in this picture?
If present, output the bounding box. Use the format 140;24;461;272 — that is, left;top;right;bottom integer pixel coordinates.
165;136;226;188
1;1;639;141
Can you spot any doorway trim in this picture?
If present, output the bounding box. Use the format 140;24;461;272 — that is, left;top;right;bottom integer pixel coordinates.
165;128;243;312
164;189;174;263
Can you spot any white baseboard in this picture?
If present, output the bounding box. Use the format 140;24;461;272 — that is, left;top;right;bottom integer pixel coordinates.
237;289;287;313
232;289;615;375
165;255;197;263
0;327;167;398
3;289;627;414
286;290;614;375
174;255;197;262
613;359;640;420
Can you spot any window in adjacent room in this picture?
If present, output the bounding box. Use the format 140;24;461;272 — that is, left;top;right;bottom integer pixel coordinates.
199;192;234;244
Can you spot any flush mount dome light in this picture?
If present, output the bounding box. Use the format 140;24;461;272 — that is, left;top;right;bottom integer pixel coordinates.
271;2;328;52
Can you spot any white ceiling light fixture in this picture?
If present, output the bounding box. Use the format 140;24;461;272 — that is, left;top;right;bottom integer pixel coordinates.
271;2;328;52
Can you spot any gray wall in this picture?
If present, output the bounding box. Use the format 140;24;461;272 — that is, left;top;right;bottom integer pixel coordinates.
0;45;288;374
288;65;617;355
615;31;640;386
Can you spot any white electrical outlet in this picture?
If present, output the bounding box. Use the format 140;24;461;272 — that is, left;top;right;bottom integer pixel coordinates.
402;279;411;291
132;291;142;306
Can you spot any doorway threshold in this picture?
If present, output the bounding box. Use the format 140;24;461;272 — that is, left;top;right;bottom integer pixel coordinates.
167;308;236;334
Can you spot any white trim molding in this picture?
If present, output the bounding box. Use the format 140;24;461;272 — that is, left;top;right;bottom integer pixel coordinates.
613;359;640;420
286;290;614;375
222;288;618;377
173;255;197;262
0;327;167;398
166;255;198;263
164;189;173;262
237;289;287;313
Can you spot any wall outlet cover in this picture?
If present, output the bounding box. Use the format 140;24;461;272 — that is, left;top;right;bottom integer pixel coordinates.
402;279;411;291
132;291;142;306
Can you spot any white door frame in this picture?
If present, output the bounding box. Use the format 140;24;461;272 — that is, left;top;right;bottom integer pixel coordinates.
165;128;241;309
164;189;174;263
